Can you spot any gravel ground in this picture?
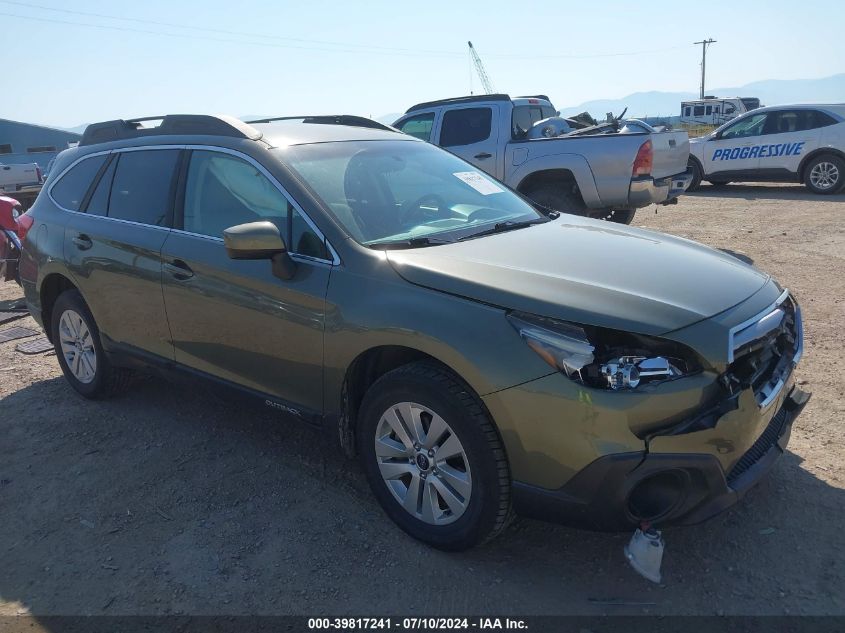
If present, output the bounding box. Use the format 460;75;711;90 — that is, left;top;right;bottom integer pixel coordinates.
1;182;843;617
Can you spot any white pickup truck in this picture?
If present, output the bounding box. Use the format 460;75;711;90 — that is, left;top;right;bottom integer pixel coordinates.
394;95;692;223
0;161;42;208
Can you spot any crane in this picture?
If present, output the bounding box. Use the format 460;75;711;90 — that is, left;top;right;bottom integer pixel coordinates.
467;41;495;94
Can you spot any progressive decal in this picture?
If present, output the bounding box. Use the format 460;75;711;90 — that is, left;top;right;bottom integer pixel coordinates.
712;142;805;161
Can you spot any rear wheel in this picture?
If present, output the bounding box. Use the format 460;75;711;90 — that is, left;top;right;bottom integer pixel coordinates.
687;158;703;191
523;181;586;216
51;290;133;399
357;362;511;550
590;209;636;224
804;154;844;194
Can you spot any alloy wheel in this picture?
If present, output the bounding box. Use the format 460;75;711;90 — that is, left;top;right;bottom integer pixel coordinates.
58;309;97;384
374;402;472;525
810;161;840;190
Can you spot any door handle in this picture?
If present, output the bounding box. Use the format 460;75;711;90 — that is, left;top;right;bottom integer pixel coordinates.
474;152;492;159
72;234;93;250
164;259;194;280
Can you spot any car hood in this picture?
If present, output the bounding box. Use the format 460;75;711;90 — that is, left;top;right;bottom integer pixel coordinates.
385;216;770;335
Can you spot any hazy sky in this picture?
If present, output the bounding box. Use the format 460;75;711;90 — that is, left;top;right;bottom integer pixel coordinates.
4;0;843;128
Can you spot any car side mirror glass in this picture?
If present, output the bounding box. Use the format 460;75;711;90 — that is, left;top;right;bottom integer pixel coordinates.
223;220;297;280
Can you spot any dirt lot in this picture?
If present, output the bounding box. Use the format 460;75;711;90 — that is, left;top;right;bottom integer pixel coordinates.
1;183;844;617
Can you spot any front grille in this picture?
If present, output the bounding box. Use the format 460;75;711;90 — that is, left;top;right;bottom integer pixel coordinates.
725;292;802;408
726;406;788;485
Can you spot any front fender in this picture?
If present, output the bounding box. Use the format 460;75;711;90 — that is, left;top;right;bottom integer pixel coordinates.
322;264;554;421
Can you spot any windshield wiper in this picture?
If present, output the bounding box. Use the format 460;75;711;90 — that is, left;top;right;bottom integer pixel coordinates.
458;218;548;241
368;236;453;250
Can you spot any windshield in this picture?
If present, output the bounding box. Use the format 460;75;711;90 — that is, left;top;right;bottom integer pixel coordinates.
280;140;543;246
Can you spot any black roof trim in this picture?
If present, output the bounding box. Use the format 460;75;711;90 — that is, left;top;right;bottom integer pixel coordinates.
80;114;261;147
404;94;511;114
246;115;396;132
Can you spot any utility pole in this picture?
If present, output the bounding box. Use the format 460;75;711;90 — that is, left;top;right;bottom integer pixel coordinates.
693;38;716;99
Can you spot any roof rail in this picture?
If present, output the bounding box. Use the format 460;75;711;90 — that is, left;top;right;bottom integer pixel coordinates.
79;114;262;147
405;94;511;114
246;114;395;132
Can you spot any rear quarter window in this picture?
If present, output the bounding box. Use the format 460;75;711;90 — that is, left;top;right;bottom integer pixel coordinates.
50;154;108;211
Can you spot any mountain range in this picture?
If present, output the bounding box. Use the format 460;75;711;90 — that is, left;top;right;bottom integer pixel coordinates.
556;73;845;119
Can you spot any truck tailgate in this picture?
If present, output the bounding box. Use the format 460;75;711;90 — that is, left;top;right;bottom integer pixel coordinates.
650;131;689;179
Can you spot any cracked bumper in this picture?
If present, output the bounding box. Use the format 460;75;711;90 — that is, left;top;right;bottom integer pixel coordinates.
508;385;810;531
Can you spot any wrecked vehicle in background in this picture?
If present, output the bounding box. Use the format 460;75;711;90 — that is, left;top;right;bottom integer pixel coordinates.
0;195;28;283
394;94;693;224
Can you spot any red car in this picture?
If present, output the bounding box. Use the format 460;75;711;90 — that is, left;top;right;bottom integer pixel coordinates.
1;195;30;283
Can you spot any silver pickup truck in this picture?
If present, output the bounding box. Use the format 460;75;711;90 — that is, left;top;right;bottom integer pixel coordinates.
0;161;42;209
394;95;692;223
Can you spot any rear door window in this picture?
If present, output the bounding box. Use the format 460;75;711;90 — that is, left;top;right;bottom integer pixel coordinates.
108;150;180;226
51;154;107;211
440;108;492;147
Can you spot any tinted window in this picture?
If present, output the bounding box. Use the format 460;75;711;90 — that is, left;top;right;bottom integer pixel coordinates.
51;154;107;211
85;156;117;217
812;110;838;128
108;150;179;226
0;144;12;154
183;151;328;258
397;113;435;141
693;105;705;116
440;108;492;147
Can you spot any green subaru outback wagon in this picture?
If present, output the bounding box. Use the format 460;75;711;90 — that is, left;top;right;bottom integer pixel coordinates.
20;114;808;550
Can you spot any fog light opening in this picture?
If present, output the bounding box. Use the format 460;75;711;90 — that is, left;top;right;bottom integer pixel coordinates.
627;470;686;522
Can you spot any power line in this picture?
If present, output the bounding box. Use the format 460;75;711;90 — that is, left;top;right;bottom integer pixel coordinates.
0;2;700;62
0;11;462;58
0;0;463;57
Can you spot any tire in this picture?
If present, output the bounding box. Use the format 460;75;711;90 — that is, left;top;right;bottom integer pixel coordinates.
357;362;511;551
51;289;133;399
687;158;703;191
523;181;587;216
803;154;845;194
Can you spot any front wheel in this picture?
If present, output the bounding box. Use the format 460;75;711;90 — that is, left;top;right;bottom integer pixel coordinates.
51;289;132;399
804;154;844;194
357;362;511;551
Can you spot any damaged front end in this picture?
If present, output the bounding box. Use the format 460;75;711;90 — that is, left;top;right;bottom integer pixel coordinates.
622;290;808;527
505;289;810;532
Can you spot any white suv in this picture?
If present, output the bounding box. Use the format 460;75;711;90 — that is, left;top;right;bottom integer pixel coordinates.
687;104;845;194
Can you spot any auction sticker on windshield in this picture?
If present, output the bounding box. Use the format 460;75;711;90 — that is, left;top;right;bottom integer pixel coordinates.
453;171;504;195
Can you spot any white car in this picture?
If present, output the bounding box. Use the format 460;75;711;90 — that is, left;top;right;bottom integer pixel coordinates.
687;104;845;194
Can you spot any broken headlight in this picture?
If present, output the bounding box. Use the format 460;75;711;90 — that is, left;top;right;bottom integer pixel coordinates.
507;311;699;390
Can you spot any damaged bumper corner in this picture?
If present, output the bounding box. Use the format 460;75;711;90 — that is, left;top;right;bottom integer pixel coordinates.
510;384;810;531
627;169;693;208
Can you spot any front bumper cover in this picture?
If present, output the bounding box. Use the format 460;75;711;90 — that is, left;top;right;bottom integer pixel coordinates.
511;385;810;531
628;170;693;208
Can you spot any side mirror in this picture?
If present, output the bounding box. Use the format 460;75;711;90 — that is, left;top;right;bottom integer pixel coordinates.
223;220;297;280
